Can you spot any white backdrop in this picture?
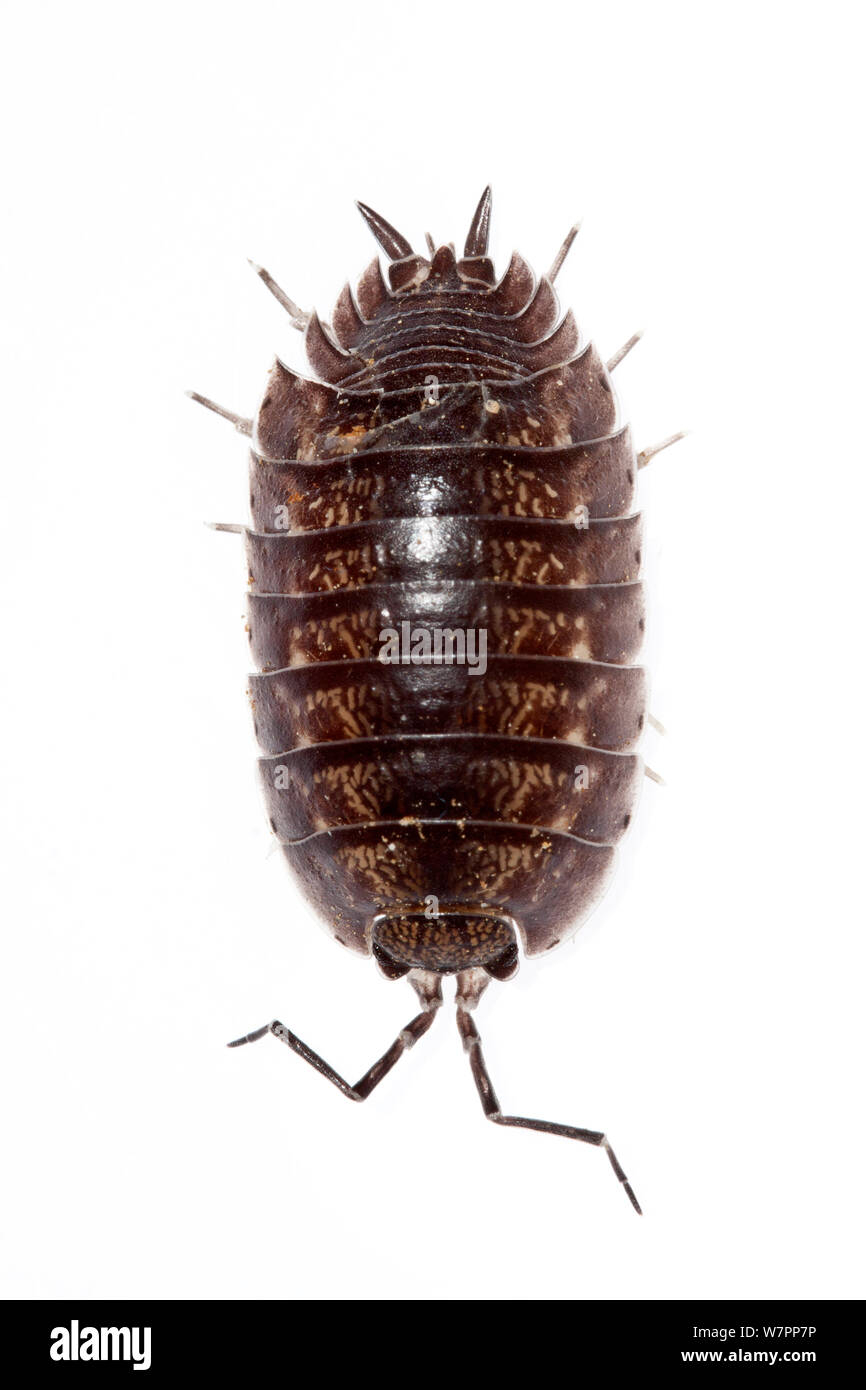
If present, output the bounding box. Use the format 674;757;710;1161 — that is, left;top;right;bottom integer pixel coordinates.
1;0;863;1300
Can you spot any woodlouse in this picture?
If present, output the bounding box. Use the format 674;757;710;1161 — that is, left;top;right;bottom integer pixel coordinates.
191;189;685;1213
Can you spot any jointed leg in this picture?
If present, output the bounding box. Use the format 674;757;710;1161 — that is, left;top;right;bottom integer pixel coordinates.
185;390;252;436
227;972;443;1103
455;994;642;1215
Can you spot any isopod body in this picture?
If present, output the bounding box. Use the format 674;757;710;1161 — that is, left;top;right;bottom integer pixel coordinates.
196;190;679;1213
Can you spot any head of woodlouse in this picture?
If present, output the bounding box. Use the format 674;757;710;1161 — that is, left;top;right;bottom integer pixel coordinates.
356;195;498;294
387;243;498;294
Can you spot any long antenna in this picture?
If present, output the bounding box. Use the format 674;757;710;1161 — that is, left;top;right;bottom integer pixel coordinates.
464;186;492;257
356;201;414;259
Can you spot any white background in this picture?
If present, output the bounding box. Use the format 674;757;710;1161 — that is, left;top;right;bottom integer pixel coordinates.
1;0;864;1301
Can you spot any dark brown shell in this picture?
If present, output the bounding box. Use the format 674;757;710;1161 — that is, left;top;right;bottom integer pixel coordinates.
245;214;645;978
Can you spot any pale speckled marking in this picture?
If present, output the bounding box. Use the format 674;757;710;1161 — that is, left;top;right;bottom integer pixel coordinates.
483;758;568;827
314;759;384;825
473;837;554;898
325;825;570;911
480;463;581;521
336;838;429;902
306;685;373;739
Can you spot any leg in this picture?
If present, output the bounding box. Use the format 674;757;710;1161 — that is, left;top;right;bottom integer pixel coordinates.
247;259;310;330
455;996;642;1215
547;221;581;284
185;390;252;436
227;972;443;1103
637;430;689;469
606;330;643;372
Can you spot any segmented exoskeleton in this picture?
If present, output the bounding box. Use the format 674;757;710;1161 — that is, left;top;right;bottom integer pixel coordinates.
192;190;684;1212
